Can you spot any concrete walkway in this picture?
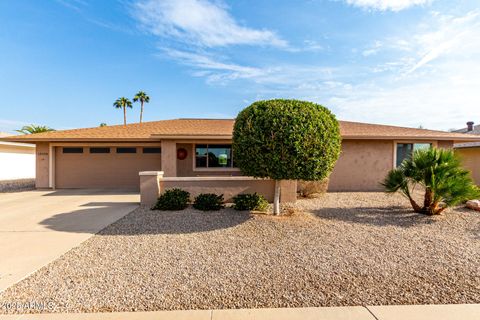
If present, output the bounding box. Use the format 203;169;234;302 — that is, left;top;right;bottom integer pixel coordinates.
0;189;139;292
0;305;479;320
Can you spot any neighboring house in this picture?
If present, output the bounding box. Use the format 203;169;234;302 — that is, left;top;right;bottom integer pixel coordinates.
0;132;35;181
1;119;479;191
453;121;480;185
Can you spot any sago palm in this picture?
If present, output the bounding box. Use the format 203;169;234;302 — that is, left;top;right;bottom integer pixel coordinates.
16;124;55;134
382;148;479;215
113;97;133;126
133;91;150;123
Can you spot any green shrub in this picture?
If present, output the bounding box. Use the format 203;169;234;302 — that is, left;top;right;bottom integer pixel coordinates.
383;148;480;215
233;99;341;214
298;178;329;198
152;188;190;210
232;193;269;211
193;193;224;211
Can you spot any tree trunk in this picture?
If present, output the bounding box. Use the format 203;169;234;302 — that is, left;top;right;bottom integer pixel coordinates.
408;195;423;213
426;201;444;215
140;101;144;123
273;180;281;215
123;106;127;126
423;187;433;211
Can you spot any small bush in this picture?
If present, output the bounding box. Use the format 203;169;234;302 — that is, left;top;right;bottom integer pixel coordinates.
298;178;329;198
193;193;224;211
152;188;190;210
233;193;269;211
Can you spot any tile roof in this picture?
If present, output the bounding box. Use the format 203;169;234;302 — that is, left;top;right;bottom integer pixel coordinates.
2;118;479;142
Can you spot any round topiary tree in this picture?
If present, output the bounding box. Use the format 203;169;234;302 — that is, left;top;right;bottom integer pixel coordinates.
233;99;341;214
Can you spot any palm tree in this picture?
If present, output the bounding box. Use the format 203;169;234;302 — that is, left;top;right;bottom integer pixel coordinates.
133;91;150;123
382;148;479;215
16;124;55;134
113;97;133;126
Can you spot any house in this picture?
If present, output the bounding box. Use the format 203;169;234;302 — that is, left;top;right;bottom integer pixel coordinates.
1;119;479;196
0;132;35;181
452;121;480;185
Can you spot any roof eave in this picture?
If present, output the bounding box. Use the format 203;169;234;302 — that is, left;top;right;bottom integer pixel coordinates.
341;135;480;142
0;137;156;143
150;134;233;140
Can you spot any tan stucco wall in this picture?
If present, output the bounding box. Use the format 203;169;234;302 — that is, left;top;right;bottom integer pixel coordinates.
438;140;454;149
161;140;176;177
35;143;50;188
55;146;161;189
176;143;241;177
328;140;394;191
456;148;480;185
160;178;296;203
139;172;162;207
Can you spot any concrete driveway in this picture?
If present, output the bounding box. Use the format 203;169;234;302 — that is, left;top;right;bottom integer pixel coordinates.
0;189;139;292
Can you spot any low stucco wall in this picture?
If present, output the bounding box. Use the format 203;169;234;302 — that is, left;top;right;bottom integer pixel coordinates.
162;178;296;203
456;148;480;185
139;172;297;207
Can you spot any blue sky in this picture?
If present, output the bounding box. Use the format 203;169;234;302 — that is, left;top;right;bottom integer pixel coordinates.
0;0;479;133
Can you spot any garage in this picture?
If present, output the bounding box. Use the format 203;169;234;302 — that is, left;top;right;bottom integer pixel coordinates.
55;145;162;189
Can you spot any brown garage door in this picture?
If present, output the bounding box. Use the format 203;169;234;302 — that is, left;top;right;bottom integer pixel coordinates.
55;146;162;189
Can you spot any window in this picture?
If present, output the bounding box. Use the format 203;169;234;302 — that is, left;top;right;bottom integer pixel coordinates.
116;147;136;154
195;144;234;168
90;147;110;154
143;147;161;154
396;143;431;167
63;147;83;153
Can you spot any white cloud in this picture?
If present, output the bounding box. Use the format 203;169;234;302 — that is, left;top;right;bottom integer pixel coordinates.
134;1;479;130
345;0;432;11
362;40;382;56
329;10;480;129
406;10;480;73
133;0;287;47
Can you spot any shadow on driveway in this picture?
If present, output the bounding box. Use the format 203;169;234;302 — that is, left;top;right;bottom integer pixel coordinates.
39;203;252;235
39;202;139;233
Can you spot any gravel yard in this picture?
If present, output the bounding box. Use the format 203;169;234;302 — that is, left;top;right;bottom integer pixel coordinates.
1;192;479;314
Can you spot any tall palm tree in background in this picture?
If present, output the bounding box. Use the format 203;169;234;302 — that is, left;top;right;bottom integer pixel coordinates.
133;91;150;123
16;124;55;134
113;97;133;126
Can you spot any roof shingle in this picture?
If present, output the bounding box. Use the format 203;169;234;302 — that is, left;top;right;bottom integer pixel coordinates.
2;118;479;142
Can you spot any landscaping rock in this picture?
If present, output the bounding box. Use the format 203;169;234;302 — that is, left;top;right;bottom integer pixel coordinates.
466;200;480;211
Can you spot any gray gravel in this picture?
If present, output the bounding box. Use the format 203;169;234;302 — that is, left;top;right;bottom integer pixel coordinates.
1;192;479;314
0;179;35;193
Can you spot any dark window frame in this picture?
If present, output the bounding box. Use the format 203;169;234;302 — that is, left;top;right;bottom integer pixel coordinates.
395;142;432;167
143;147;162;154
194;144;236;169
90;147;110;154
116;147;137;154
62;147;83;154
